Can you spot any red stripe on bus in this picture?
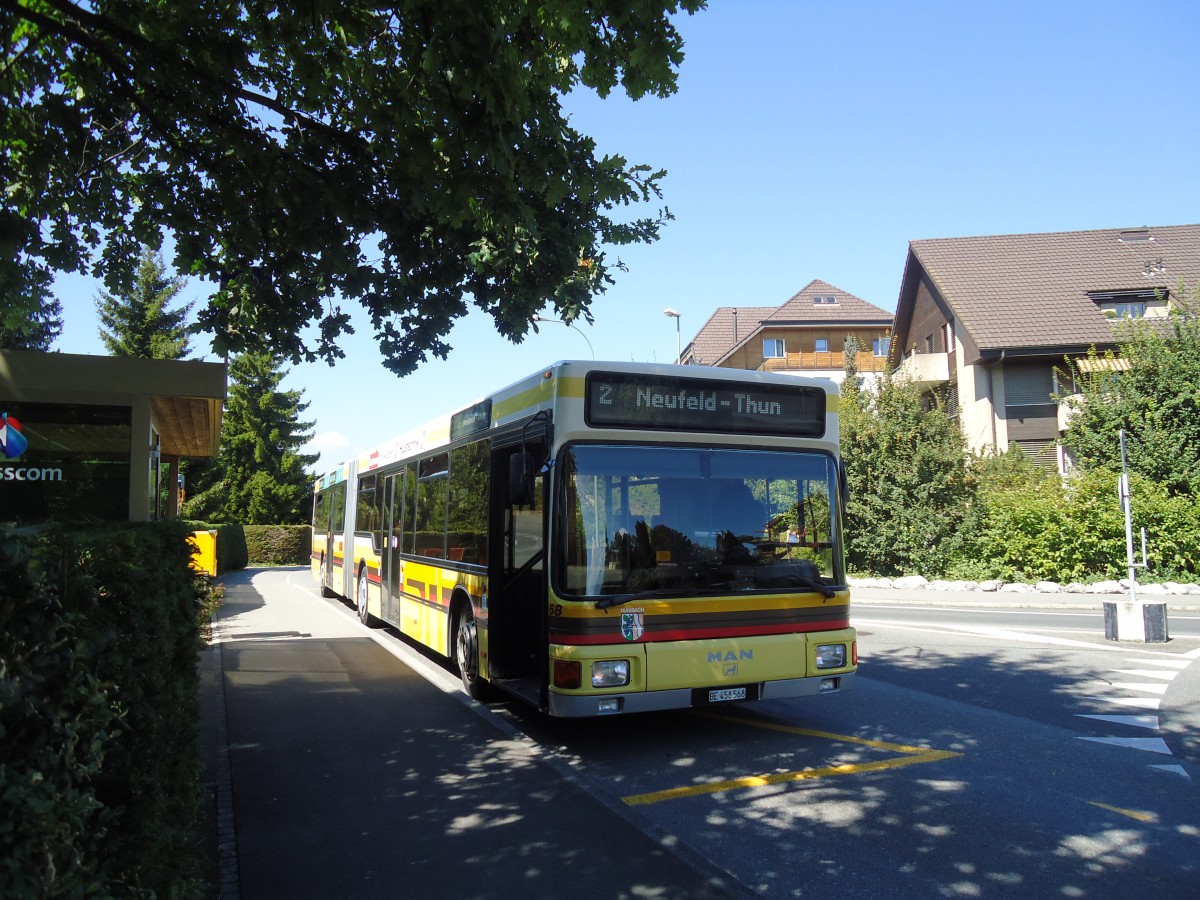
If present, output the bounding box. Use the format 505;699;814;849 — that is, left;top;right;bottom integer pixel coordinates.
549;619;850;645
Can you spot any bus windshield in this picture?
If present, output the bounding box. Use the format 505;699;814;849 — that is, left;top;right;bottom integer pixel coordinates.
559;445;843;599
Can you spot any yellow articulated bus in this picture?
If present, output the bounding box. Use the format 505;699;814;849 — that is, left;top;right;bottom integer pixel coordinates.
312;360;857;717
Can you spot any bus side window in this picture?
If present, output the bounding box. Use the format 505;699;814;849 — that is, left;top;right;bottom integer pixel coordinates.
401;465;417;555
414;453;449;558
357;473;381;551
390;467;405;551
330;483;346;536
449;441;489;565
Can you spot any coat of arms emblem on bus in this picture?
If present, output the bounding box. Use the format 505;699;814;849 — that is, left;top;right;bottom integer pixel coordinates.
1;413;28;459
620;610;645;642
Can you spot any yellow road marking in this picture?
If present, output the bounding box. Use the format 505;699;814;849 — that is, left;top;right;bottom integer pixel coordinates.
621;712;962;806
1087;801;1157;823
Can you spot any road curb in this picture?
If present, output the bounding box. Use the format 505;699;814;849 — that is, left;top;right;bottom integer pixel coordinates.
209;629;241;900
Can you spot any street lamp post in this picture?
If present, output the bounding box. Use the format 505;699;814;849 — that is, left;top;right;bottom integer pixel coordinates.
663;307;681;363
532;313;594;359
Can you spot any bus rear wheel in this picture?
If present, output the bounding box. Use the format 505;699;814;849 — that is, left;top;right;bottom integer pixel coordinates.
356;568;378;627
319;553;336;597
454;603;491;701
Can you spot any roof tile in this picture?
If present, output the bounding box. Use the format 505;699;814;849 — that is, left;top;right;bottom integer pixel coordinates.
907;224;1200;352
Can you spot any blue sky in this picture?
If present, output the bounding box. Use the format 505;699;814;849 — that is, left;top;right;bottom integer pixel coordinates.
50;1;1200;474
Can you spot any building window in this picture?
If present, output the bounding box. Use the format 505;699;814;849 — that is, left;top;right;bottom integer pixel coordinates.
924;334;935;353
1004;365;1055;406
812;295;838;305
763;339;785;358
872;337;891;357
944;322;956;352
1111;301;1147;319
1013;439;1059;472
1088;288;1158;319
814;338;829;353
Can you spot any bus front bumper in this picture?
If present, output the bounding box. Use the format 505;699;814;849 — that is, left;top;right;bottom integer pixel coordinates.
546;670;856;718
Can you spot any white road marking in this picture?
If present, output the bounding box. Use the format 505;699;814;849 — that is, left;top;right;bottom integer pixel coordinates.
1076;714;1159;729
1113;669;1179;680
1084;695;1161;710
1077;736;1173;754
1122;658;1190;669
1096;682;1169;694
855;618;1187;655
1148;765;1191;779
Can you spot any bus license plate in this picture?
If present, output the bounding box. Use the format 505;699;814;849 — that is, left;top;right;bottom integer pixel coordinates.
708;687;747;703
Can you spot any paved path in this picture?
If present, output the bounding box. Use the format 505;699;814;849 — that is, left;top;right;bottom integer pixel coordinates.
202;567;740;900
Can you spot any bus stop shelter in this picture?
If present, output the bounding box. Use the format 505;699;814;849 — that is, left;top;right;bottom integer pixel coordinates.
0;349;227;524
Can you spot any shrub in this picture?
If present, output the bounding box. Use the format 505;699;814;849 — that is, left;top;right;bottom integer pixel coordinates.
0;529;116;897
842;373;976;576
244;524;312;565
0;524;208;897
59;523;206;896
948;461;1200;583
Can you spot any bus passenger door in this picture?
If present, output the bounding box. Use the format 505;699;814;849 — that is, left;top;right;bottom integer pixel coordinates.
380;473;401;624
487;443;547;702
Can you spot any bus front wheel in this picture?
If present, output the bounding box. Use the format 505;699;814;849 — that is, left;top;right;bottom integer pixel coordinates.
454;603;490;701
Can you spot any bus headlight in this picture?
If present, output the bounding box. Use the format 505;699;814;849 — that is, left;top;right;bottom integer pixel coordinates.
815;644;847;669
591;659;630;688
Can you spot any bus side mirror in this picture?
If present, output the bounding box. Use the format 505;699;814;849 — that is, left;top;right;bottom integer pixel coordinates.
509;451;534;506
839;459;851;510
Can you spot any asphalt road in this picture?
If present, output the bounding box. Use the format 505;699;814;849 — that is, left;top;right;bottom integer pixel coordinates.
207;569;1200;899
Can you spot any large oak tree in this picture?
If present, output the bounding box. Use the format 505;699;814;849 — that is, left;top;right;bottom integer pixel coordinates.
2;1;703;373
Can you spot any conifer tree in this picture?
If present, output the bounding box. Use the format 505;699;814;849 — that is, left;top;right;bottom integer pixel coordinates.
95;247;193;359
183;351;318;525
0;267;63;350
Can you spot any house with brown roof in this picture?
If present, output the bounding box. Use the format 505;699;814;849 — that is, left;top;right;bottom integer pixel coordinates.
681;279;893;384
888;223;1200;468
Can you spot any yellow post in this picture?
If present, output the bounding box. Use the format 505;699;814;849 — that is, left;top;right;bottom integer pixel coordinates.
190;530;218;577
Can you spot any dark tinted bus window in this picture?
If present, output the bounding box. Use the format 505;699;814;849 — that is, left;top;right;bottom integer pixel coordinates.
401;465;418;554
330;483;346;534
414;453;449;557
447;440;489;564
357;473;381;549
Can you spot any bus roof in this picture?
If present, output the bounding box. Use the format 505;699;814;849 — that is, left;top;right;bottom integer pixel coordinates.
314;361;840;483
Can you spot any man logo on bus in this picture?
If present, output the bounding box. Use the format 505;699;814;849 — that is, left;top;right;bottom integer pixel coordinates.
1;413;28;459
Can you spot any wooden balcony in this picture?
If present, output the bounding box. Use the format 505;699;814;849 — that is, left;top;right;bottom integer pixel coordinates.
760;351;889;374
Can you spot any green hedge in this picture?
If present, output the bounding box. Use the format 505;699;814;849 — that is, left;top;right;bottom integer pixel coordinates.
0;524;209;898
946;467;1200;583
243;524;312;566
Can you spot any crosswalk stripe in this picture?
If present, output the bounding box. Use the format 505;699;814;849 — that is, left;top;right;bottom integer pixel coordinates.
1077;736;1172;754
1076;714;1159;729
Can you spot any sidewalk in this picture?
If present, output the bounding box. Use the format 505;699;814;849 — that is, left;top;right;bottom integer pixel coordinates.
200;567;742;900
850;585;1200;612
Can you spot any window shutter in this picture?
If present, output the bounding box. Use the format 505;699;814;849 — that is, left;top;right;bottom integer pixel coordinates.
1004;366;1054;406
1013;439;1059;471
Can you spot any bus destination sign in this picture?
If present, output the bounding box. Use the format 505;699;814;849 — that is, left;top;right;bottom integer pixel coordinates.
585;372;826;438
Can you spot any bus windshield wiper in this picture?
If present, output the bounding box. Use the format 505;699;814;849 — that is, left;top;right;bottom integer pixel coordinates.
753;572;838;599
594;588;689;610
